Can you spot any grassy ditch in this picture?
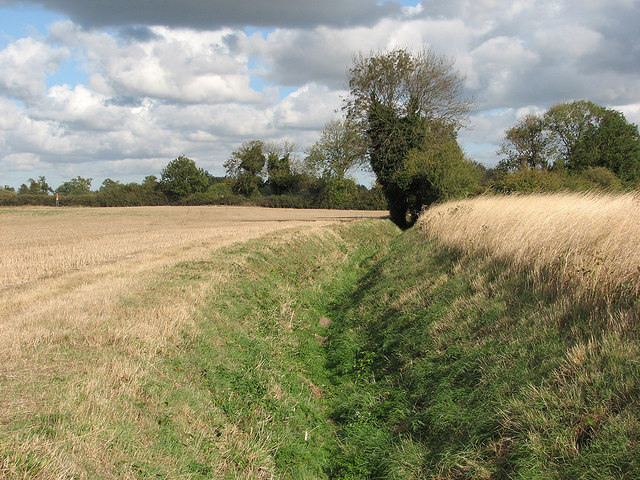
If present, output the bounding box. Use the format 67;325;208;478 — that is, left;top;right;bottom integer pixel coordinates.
325;226;640;479
0;219;398;479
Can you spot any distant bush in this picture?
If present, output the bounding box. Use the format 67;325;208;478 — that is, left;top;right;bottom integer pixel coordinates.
0;193;56;206
492;167;566;193
567;166;623;192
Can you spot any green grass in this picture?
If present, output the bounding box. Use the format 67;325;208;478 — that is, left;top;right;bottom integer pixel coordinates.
324;228;640;479
124;220;397;479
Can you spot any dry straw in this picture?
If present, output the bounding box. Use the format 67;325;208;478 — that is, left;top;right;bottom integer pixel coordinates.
418;192;640;304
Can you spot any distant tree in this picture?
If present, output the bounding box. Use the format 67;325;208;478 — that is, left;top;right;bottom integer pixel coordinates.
346;47;473;228
160;156;209;199
99;178;121;191
23;176;52;195
499;100;640;186
224;141;266;197
543;100;607;169
57;176;92;195
266;152;296;195
317;175;359;209
142;175;158;188
305;118;367;180
2;185;15;192
498;113;554;171
573;108;640;184
18;183;29;194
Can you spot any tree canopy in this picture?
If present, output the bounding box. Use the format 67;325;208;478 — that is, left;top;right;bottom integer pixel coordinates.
57;176;92;195
160;156;209;199
305;118;367;180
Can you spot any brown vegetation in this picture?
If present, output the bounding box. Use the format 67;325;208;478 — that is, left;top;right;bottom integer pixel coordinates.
418;192;640;304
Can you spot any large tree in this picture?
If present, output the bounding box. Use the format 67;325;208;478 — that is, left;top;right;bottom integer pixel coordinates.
346;48;473;228
543;100;607;169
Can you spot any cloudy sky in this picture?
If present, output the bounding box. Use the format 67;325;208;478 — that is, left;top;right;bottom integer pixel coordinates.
0;0;639;190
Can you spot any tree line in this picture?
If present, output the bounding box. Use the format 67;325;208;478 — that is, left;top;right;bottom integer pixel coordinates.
3;48;639;222
0;147;386;210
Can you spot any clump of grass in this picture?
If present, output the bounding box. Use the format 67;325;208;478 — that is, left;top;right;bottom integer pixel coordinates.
418;192;640;305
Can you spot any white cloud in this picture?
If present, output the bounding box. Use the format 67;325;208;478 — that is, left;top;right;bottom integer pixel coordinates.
1;152;51;171
0;37;69;101
49;21;264;104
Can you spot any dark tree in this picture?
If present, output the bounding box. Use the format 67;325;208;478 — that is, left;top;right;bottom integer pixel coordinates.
347;48;474;228
224;141;266;197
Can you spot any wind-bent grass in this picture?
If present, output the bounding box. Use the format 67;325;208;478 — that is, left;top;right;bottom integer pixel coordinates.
418;192;640;304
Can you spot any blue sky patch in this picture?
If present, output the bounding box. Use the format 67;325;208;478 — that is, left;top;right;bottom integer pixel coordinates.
0;4;64;40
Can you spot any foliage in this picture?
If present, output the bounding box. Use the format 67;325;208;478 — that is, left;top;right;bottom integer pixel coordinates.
346;47;472;128
347;47;474;228
160;156;209;199
499;101;640;187
96;177;167;206
492;166;567;193
568;166;624;192
266;152;297;195
498;113;554;170
224;140;266;197
574;108;640;185
393;141;482;218
305;118;367;180
19;176;53;195
57;176;92;195
2;154;385;210
316;176;359;209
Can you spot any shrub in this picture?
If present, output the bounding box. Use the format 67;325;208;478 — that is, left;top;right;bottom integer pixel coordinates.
493;167;566;193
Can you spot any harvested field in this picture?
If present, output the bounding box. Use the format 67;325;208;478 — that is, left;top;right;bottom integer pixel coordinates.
0;206;386;479
1;205;385;289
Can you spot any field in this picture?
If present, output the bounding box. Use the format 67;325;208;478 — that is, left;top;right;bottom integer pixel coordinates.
3;195;639;479
0;205;388;479
0;205;385;289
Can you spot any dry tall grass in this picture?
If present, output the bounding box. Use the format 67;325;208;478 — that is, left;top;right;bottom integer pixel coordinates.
418;192;640;304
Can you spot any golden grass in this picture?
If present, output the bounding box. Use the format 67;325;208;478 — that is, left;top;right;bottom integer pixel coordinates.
0;205;385;478
0;205;384;289
418;192;640;303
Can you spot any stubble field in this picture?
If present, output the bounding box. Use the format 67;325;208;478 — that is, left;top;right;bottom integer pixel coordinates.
0;205;386;478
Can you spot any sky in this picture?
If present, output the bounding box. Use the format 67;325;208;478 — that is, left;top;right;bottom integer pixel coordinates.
0;0;639;190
